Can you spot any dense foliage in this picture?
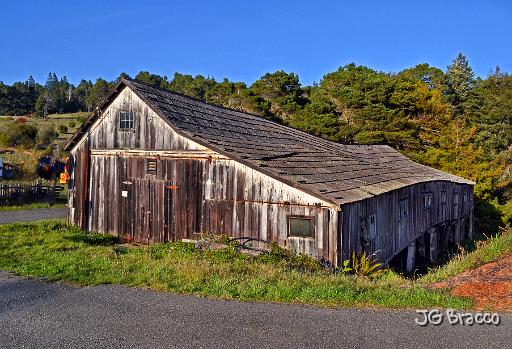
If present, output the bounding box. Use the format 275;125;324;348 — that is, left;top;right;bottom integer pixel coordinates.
1;54;510;229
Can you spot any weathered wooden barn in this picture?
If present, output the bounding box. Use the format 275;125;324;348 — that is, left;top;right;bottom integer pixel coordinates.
64;78;474;271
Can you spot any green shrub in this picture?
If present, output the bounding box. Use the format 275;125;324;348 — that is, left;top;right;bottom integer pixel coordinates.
0;123;38;148
68;121;76;128
342;251;386;278
57;124;68;134
36;126;58;146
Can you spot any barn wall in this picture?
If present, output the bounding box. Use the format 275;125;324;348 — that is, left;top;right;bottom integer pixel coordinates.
83;153;339;263
340;181;474;263
68;139;89;229
87;88;207;151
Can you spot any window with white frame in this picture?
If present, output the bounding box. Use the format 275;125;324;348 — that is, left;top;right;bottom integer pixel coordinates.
119;111;134;129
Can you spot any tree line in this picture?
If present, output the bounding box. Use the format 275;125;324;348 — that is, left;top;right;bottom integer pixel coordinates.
0;54;511;228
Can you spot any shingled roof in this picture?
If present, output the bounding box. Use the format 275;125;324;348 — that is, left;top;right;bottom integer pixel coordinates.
66;78;473;206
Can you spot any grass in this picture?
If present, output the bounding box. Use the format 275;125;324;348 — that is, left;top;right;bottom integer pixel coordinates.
5;220;507;310
420;227;512;283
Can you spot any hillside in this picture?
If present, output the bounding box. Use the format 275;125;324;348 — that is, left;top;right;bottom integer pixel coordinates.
0;113;86;181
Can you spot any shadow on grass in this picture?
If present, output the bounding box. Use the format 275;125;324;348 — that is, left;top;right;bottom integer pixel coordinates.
66;232;121;246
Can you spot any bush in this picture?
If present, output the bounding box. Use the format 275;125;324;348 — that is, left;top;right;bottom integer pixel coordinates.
36;126;58;146
0;123;38;148
57;124;68;134
68;121;76;128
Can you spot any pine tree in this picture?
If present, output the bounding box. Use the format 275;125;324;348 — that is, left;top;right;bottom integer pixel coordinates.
445;53;475;115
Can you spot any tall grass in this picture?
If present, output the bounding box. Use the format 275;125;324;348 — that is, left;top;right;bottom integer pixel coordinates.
0;220;482;309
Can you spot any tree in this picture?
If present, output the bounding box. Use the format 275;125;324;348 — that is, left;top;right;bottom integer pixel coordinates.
445;53;475;115
134;71;169;89
250;71;306;121
469;67;512;155
86;78;111;110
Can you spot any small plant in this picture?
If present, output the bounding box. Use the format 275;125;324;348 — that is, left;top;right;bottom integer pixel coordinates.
339;259;353;273
68;121;76;128
57;124;68;134
343;251;386;278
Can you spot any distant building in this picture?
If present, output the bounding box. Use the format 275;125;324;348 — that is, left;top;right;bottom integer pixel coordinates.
64;79;474;271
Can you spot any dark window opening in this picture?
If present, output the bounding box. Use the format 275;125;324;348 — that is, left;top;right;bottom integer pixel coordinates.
288;216;314;238
423;193;433;209
119;111;134;129
399;199;409;220
361;213;377;245
147;159;157;174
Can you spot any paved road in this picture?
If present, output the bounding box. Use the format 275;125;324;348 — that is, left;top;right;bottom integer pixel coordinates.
0;271;510;349
0;207;67;224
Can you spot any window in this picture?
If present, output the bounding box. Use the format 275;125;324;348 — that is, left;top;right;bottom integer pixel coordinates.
441;191;447;205
441;191;447;220
288;216;314;238
423;193;433;209
119;111;134;129
361;213;377;245
147;159;157;174
399;199;409;220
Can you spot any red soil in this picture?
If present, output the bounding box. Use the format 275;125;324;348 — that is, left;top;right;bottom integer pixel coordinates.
431;254;512;312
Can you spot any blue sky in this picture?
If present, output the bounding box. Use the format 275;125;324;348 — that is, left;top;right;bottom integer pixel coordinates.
1;1;511;86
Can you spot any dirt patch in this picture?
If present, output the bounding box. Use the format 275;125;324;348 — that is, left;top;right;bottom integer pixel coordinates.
431;254;512;311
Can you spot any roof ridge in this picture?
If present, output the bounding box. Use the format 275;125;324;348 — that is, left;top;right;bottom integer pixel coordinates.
123;78;389;163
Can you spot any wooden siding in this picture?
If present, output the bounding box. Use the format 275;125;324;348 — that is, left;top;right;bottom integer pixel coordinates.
73;153;338;263
67;85;474;268
86;88;207;151
67;88;340;263
340;181;474;263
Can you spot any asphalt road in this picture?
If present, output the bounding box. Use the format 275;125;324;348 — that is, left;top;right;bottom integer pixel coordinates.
0;271;510;349
0;207;67;224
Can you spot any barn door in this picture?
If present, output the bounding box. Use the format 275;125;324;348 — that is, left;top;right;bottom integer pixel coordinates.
120;180;134;242
134;179;168;244
120;178;170;243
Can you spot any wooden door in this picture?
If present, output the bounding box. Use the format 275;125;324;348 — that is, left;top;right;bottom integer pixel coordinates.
120;178;170;244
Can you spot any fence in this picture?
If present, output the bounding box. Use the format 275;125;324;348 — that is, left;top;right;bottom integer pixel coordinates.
0;183;62;206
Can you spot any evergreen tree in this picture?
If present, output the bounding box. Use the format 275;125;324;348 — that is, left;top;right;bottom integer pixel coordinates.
445;53;475;115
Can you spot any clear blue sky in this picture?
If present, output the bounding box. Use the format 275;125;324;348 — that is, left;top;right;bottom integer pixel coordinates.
1;0;511;86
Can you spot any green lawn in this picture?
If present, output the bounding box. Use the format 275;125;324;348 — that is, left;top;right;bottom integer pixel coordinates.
6;221;512;310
